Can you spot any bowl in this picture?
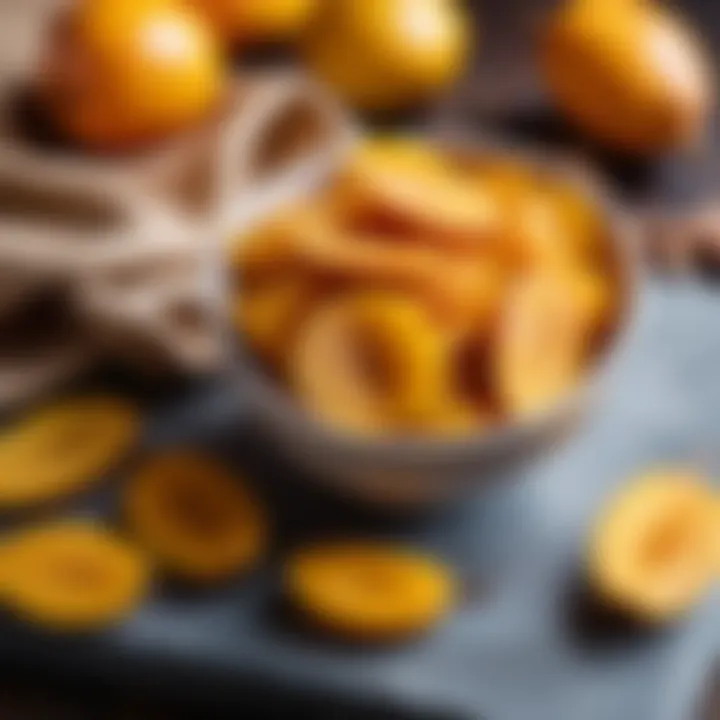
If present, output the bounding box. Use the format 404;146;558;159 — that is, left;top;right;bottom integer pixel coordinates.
232;137;640;508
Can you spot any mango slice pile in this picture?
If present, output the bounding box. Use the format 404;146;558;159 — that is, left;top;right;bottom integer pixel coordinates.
233;137;617;436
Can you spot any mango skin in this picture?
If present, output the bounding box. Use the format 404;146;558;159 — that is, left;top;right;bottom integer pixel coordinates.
540;0;713;156
188;0;318;44
303;0;470;112
40;0;224;151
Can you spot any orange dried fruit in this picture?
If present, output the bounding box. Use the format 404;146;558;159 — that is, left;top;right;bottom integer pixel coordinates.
0;521;149;631
291;294;453;433
346;136;451;178
232;204;332;280
233;199;501;327
235;276;317;368
299;233;443;292
589;470;717;622
230;135;618;438
338;139;501;248
286;541;455;642
236;205;440;290
564;266;616;334
351;294;454;424
291;298;388;434
536;179;608;266
493;274;585;416
438;258;507;339
0;396;139;508
126;452;267;582
468;158;535;209
505;191;575;270
476;163;607;272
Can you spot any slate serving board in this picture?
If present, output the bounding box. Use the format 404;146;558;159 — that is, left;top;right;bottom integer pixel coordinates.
1;1;720;718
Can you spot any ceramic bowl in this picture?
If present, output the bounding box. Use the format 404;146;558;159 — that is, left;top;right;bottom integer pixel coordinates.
233;138;640;507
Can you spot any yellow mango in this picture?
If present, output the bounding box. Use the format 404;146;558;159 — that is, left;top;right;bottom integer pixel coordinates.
541;0;712;155
589;470;717;621
303;0;470;111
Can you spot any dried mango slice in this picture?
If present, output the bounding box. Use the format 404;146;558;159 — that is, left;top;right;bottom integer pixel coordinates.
286;541;455;642
232;203;333;281
297;233;445;291
235;202;447;294
235;276;317;368
475;162;605;272
589;470;717;622
437;258;508;339
470;159;537;216
538;179;608;266
0;521;149;631
352;294;454;424
126;452;267;582
506;192;575;270
338;138;501;248
233;195;500;328
564;266;616;335
231;139;618;441
291;297;391;434
493;274;585;416
0;396;139;508
352;137;450;171
291;294;454;433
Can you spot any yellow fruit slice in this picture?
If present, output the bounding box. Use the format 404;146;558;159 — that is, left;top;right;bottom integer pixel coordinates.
0;396;139;508
564;266;616;334
0;521;149;631
235;276;317;368
338;139;501;248
231;138;618;443
234;202;444;292
231;204;332;281
351;293;454;424
505;192;576;270
286;541;455;641
291;297;388;434
589;470;717;621
232;193;504;330
474;161;608;271
291;294;454;433
440;258;508;339
493;274;585;416
536;178;609;267
126;451;267;582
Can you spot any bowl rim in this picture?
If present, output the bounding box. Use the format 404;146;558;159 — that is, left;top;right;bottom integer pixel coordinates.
233;134;642;465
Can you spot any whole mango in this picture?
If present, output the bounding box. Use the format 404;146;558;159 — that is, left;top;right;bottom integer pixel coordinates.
303;0;470;112
41;0;225;152
540;0;713;155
